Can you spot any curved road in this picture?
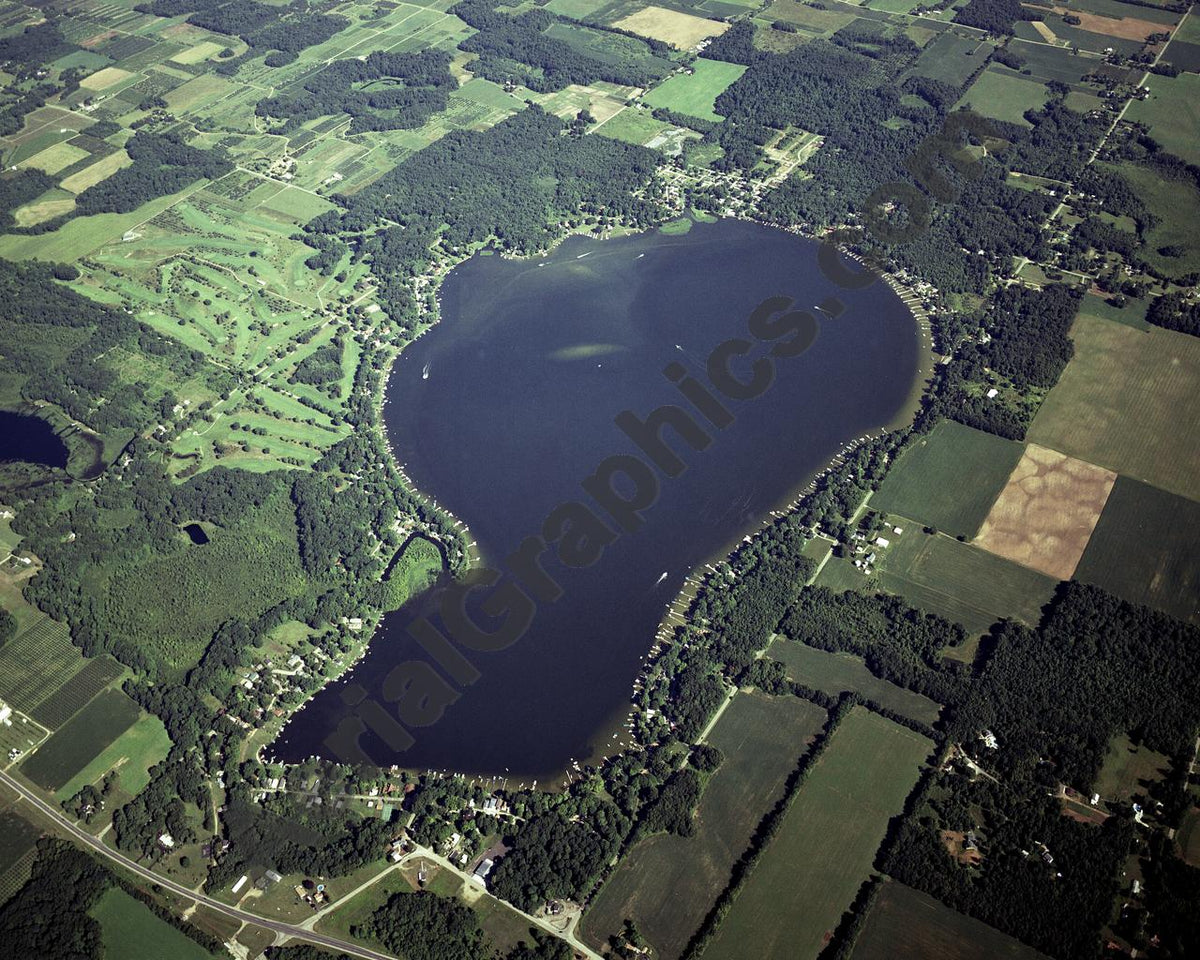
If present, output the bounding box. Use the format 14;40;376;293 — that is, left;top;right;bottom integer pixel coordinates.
1;768;400;960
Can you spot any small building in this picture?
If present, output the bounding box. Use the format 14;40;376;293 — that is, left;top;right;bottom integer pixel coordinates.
472;858;495;887
232;875;249;895
1132;879;1141;895
158;833;175;849
986;388;999;399
0;702;11;725
874;536;890;548
265;869;284;885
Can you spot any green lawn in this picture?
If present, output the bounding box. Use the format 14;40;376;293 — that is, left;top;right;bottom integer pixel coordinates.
583;692;828;959
643;59;747;123
873;420;1024;539
1106;161;1200;279
767;638;941;726
382;535;444;611
91;887;217;960
1095;733;1171;803
702;708;932;960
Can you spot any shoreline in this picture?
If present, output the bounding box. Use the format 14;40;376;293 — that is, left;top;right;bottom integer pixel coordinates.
264;181;942;787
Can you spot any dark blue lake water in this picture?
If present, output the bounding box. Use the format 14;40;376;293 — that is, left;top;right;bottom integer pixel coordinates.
0;410;68;469
271;219;921;778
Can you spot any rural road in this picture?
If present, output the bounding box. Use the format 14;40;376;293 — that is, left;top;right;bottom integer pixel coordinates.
0;768;402;960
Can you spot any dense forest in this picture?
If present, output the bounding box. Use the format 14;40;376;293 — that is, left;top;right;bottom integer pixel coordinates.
74;132;232;216
256;50;456;133
451;0;672;92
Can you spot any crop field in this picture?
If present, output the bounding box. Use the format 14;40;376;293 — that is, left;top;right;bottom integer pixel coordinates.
974;444;1116;580
595;105;676;144
873;420;1024;538
758;0;859;35
615;5;731;47
1096;733;1171;802
91;888;217;960
956;66;1051;127
768;637;941;725
906;32;996;87
28;655;124;729
1075;0;1180;24
19;689;141;791
851;880;1050;960
1028;314;1200;503
1008;40;1096;85
870;526;1057;634
643;58;746;122
0;809;41;874
1075;477;1200;624
1125;72;1200;167
0;615;94;716
702;708;932;960
583;692;828;959
56;713;172;801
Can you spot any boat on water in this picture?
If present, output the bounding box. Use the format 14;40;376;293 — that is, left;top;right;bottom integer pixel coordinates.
422;362;430;380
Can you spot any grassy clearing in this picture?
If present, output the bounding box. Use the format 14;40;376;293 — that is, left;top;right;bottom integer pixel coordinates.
1075;476;1200;625
56;713;171;801
19;689;141;791
1107;161;1200;279
1178;806;1200;867
956;66;1051;127
874;420;1024;539
594;105;672;144
583;692;828;959
1095;733;1171;802
1028;313;1200;503
643;59;746;122
91;888;217;960
851;880;1050;960
702;708;932;960
768;638;941;726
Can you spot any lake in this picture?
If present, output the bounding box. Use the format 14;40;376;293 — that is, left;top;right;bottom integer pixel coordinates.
0;410;69;469
270;219;922;779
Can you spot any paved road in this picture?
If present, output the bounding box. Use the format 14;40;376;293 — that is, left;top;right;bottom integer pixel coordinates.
0;769;401;960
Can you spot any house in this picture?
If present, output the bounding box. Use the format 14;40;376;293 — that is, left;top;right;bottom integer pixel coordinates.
265;869;284;884
986;388;999;399
980;730;999;751
158;833;175;849
964;832;979;852
874;536;890;548
472;858;495;887
0;702;11;725
231;875;249;895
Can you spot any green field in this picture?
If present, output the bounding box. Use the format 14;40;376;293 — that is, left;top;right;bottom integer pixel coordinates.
702;708;932;960
1029;313;1200;504
1106;161;1200;279
876;528;1057;635
91;887;217;960
56;713;172;801
643;58;747;122
1095;733;1171;802
583;692;828;959
956;66;1051;128
768;638;941;726
1077;291;1150;331
0;810;41;874
873;420;1024;538
0;615;120;723
907;32;995;87
1075;477;1200;624
851;880;1050;960
19;689;142;791
1126;71;1200;167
